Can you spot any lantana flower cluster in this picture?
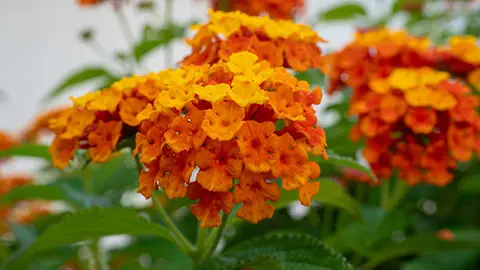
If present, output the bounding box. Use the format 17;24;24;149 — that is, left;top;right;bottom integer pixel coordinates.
49;51;328;227
349;67;480;186
321;28;433;94
210;0;305;19
0;176;51;235
183;9;325;72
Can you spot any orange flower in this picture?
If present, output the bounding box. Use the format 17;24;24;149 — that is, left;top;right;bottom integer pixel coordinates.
187;182;233;228
236;121;275;173
404;108;437;134
298;181;320;206
137;160;160;199
87;121;122;162
134;114;172;163
0;175;32;195
379;94;408;123
436;229;455;241
268;85;305;121
78;0;105;7
360;115;389;138
22;107;69;142
164;107;207;153
202;99;245;141
158;151;196;199
448;124;477;162
119;97;149;126
270;133;310;190
234;171;280;223
195;139;242;192
49;137;78;169
0;131;16;156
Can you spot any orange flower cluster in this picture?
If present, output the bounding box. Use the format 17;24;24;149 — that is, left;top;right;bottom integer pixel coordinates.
49;51;328;227
0;130;16;153
22;107;69;142
78;0;105;7
183;9;325;72
210;0;305;19
435;36;480;90
339;168;377;186
321;28;433;94
349;67;480;186
0;176;51;235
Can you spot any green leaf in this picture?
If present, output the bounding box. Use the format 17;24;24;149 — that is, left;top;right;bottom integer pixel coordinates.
0;144;50;160
295;69;325;86
274;179;362;221
89;152;138;194
402;250;480;270
312;150;378;182
460;174;480;194
318;3;367;21
198;233;353;270
0;184;64;205
364;233;480;269
134;24;186;62
44;66;110;101
23;207;173;257
326;207;410;255
391;0;405;13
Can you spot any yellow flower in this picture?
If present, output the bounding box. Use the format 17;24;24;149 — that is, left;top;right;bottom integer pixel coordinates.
229;80;268;106
227;52;259;74
194;84;230;102
430;91;457;111
405;86;434;107
369;78;391;94
388;68;421;90
136;104;160;122
154;86;194;111
418;68;450;86
468;68;480;90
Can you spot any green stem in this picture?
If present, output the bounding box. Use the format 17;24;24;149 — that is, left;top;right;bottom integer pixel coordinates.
152;196;195;255
321;206;334;236
191;226;210;263
385;181;408;211
203;212;230;258
196;227;209;251
355;183;367;203
164;0;173;68
115;7;137;74
86;41;125;75
90;239;107;270
381;180;390;210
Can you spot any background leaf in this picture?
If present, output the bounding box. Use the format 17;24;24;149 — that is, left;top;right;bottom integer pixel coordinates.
0;144;50;160
274;179;363;220
312;150;378;182
198;233;352;270
364;232;480;269
23;207;173;257
134;24;186;62
43;66;110;101
0;180;79;205
318;3;367;21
